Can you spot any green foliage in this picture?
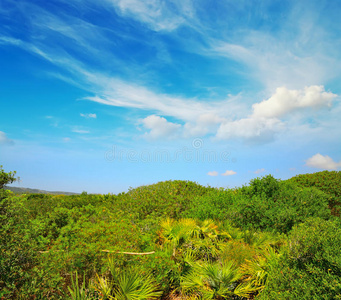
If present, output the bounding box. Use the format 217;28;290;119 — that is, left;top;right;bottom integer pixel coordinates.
183;189;236;221
234;180;332;233
289;170;341;216
258;218;341;299
242;174;281;199
187;176;332;233
1;166;341;299
0;165;17;191
118;180;214;220
109;268;162;300
68;272;90;300
181;260;244;299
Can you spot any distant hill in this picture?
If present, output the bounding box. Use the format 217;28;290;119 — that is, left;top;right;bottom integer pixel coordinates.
5;186;79;195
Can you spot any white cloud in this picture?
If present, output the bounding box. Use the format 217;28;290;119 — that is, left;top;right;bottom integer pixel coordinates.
305;153;341;170
84;75;236;123
221;170;236;176
216;116;282;142
253;86;336;119
0;131;14;145
141;115;181;139
207;171;218;176
1;2;339;145
72;128;90;134
254;168;266;174
80;113;97;119
216;86;336;142
184;113;225;137
3;32;337;144
211;26;340;90
108;0;191;31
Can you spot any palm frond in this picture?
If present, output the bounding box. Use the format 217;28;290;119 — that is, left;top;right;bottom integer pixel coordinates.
111;269;162;300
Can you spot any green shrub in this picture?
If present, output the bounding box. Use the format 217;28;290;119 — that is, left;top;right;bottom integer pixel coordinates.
258;218;341;299
1;171;340;299
241;174;281;199
183;189;236;220
234;181;332;233
186;175;332;234
289;171;341;216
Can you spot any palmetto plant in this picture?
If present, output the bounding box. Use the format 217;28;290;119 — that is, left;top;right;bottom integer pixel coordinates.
159;218;231;260
92;274;113;300
241;231;282;251
110;270;162;300
92;269;162;300
181;260;250;299
91;258;163;300
68;271;90;300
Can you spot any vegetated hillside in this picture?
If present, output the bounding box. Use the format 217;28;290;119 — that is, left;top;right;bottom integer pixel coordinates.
5;186;78;195
288;170;341;216
1;167;341;300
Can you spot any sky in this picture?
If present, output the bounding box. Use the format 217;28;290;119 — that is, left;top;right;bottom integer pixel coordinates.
1;0;341;193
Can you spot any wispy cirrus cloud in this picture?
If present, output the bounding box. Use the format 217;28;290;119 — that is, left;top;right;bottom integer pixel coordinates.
72;127;90;134
254;168;266;174
80;113;97;119
1;0;340;145
1;31;337;144
107;0;191;31
209;8;341;92
211;39;337;91
0;131;14;146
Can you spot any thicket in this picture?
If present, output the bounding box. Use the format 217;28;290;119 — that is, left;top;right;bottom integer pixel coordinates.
289;170;341;216
0;166;340;299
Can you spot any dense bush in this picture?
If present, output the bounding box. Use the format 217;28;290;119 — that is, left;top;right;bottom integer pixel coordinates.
117;180;215;220
183;189;237;220
289;171;341;216
258;218;341;299
1;168;340;299
187;175;332;233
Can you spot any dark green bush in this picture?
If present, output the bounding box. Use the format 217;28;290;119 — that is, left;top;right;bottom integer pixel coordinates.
183;189;236;220
240;174;281;199
258;218;341;299
186;175;332;234
289;171;341;216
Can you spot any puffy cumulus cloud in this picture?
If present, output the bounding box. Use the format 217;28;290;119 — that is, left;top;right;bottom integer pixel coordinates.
80;113;97;119
253;86;336;119
184;113;225;137
216;85;336;142
0;131;14;145
141;115;181;139
305;153;341;170
254;168;266;174
207;171;218;176
221;170;236;176
216;116;282;142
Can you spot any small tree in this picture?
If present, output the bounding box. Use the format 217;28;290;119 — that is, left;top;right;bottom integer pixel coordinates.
0;165;17;201
0;165;17;190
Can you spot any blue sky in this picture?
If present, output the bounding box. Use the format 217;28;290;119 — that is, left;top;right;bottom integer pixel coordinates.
1;0;341;193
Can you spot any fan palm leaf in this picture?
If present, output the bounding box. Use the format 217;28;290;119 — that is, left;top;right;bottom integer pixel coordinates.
110;269;162;300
